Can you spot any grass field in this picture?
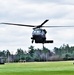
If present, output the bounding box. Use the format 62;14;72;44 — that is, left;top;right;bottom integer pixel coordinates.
0;61;74;75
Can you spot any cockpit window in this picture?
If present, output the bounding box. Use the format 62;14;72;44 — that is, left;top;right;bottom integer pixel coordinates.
32;30;42;35
32;29;46;36
37;30;41;33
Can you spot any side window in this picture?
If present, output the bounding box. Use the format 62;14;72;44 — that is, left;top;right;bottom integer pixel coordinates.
42;31;44;35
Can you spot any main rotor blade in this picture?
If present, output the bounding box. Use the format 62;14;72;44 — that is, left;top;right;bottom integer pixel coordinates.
35;19;49;28
42;26;74;28
41;19;49;26
0;22;35;27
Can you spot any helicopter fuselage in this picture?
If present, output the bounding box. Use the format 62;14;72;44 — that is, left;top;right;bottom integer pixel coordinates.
31;28;53;44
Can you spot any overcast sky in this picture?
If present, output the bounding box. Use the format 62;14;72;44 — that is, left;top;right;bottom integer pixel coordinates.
0;0;74;53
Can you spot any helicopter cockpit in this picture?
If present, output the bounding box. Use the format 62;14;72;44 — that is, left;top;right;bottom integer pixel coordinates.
31;29;47;43
32;29;46;37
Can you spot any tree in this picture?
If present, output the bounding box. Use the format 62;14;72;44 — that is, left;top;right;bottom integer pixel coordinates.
63;53;72;60
15;48;25;62
6;50;11;57
33;48;41;61
42;47;51;61
28;46;35;57
0;51;5;57
53;47;59;55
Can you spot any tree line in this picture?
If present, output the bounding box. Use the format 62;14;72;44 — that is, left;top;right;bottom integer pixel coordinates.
54;44;74;60
0;44;74;62
0;46;53;62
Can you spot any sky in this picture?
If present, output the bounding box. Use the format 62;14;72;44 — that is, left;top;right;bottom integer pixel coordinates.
0;0;74;53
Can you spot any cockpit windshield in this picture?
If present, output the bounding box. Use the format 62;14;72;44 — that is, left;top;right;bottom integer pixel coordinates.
32;29;45;36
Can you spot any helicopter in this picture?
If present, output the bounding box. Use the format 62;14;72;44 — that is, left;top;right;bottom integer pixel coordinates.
1;19;74;44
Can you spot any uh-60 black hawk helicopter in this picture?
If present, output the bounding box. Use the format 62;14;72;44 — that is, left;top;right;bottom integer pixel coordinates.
1;19;74;44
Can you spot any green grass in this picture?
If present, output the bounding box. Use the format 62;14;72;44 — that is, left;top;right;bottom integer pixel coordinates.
0;61;74;75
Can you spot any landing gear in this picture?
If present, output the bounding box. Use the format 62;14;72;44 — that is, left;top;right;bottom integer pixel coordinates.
32;40;34;43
